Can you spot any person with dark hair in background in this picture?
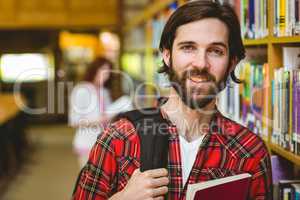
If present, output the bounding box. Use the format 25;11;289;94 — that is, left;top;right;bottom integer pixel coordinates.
69;57;113;167
72;1;272;199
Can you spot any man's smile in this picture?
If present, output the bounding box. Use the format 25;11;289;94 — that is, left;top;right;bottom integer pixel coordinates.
188;75;212;83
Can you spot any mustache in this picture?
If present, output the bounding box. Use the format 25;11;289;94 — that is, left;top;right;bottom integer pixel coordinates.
182;69;216;82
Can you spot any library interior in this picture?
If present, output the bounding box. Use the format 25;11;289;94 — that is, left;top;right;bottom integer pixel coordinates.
0;0;299;199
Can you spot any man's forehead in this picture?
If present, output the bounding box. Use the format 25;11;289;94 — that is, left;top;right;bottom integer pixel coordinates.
174;18;229;45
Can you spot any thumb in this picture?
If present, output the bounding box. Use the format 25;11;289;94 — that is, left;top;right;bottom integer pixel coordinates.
132;168;141;176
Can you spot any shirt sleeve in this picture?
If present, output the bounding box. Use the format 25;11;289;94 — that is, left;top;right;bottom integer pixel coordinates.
249;150;273;200
72;126;118;200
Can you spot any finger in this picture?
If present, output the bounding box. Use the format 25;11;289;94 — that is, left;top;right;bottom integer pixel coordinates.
152;186;168;197
154;196;164;200
151;177;169;187
144;168;168;178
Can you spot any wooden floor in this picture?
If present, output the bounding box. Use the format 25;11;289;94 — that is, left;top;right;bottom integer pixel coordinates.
2;124;81;200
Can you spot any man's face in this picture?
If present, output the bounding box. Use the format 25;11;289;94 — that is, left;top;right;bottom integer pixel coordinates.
162;18;233;110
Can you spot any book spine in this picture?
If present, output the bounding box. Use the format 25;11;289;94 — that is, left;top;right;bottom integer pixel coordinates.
240;0;245;37
274;69;280;144
290;0;295;35
279;0;286;36
296;0;299;27
274;0;278;36
254;0;259;38
244;0;249;38
297;71;300;154
249;0;255;38
262;63;270;139
279;69;283;147
285;71;291;150
255;0;259;38
295;0;300;35
286;0;290;36
297;70;300;155
263;0;268;36
281;69;285;147
273;70;278;144
297;0;300;35
290;70;295;153
275;0;280;36
271;78;273;141
296;71;299;154
281;70;287;149
293;71;297;154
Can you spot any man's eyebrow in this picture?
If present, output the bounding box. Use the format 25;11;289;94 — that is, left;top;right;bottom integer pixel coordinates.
176;41;228;48
210;42;228;49
177;41;196;46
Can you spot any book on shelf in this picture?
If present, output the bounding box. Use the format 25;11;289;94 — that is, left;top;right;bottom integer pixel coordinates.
278;180;300;200
271;46;300;153
270;46;300;154
273;0;300;36
272;67;300;154
186;173;252;200
229;0;268;39
283;47;300;70
291;184;300;200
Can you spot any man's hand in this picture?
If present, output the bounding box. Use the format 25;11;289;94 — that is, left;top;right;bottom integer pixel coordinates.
111;168;169;200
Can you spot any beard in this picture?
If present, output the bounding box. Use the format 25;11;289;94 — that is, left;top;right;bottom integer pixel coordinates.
168;63;228;110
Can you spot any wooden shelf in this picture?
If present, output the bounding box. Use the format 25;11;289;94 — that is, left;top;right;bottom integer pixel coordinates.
124;0;175;32
243;38;269;46
270;36;300;44
243;36;300;46
270;143;300;166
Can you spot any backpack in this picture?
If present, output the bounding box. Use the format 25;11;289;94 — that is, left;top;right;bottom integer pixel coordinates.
115;107;170;171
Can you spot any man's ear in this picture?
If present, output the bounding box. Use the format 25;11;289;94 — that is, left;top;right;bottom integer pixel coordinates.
162;48;171;67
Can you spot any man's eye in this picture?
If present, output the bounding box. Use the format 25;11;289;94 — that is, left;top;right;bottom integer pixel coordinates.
208;48;225;56
181;45;195;52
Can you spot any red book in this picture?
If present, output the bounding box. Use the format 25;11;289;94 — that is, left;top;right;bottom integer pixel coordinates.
186;173;252;200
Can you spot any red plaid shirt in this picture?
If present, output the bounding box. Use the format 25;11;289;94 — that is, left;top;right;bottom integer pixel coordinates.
72;110;272;200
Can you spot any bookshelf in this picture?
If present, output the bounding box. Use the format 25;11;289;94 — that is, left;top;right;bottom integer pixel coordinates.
122;0;300;167
243;38;268;46
270;36;300;44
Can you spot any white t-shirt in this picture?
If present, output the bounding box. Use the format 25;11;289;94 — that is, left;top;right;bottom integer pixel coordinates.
69;82;112;154
179;134;205;185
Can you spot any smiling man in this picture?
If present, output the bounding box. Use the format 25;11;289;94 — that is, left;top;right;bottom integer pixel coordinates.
72;1;273;200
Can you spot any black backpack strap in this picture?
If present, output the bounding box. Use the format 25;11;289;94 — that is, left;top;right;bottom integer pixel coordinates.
115;108;170;172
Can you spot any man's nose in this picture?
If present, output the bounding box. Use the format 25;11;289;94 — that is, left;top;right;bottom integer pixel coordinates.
191;50;209;70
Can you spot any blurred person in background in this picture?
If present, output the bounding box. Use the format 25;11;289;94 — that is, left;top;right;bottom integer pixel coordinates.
69;57;113;167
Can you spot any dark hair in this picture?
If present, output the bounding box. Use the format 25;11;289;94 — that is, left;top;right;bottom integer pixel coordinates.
84;57;113;87
158;0;245;83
